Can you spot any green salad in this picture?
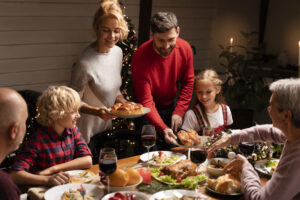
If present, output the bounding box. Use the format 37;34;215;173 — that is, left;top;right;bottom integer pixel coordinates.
151;167;207;189
266;160;279;168
151;155;179;165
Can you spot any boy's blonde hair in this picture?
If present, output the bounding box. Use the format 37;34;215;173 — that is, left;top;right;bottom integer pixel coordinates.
36;86;81;126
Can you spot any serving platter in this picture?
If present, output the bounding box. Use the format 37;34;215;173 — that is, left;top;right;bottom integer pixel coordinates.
173;136;209;148
66;170;97;183
109;107;150;118
254;159;279;176
205;185;243;197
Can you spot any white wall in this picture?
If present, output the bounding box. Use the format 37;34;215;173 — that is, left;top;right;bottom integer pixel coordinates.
0;0;140;91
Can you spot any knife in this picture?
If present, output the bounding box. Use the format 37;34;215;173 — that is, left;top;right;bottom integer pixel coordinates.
123;157;156;170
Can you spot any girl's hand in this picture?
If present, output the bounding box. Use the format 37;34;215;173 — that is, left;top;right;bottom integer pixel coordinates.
207;134;232;158
97;106;116;120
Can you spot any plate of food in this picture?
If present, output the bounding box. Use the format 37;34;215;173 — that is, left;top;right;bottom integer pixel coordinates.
102;191;148;200
206;158;231;177
67;170;97;183
140;151;186;166
174;129;209;148
206;173;242;197
151;160;207;189
254;159;279;176
149;189;210;200
44;183;104;200
109;102;150;118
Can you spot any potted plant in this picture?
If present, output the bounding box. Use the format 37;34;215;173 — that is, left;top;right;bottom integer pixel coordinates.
219;31;271;128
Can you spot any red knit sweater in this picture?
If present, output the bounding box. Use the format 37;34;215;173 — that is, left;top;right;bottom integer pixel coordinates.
132;38;194;134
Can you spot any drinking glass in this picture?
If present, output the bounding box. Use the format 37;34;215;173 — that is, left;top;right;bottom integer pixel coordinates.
141;125;156;168
190;147;207;166
99;147;117;193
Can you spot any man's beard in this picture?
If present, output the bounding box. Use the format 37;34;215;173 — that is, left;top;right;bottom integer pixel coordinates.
154;43;175;57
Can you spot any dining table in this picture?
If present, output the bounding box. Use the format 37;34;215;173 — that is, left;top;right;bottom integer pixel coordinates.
27;149;270;200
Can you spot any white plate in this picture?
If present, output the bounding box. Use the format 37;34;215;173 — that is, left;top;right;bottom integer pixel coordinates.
66;170;96;183
109;107;151;118
254;159;279;176
102;191;148;200
149;189;210;200
140;151;186;166
44;183;104;200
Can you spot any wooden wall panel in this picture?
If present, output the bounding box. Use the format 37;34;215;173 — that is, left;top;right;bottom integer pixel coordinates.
0;0;140;91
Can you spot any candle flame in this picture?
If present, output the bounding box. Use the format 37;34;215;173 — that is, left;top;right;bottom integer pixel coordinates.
299;41;300;47
230;37;233;44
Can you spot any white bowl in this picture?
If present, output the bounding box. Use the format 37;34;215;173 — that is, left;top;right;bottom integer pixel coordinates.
206;158;230;177
102;191;148;200
108;177;143;192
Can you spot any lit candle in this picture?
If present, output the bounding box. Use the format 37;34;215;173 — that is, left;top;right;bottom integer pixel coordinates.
230;37;233;53
298;41;300;77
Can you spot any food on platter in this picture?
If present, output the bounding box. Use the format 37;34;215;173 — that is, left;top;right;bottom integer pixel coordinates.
69;170;95;183
151;160;207;189
126;168;141;185
149;190;210;200
61;185;95;200
103;168;142;187
254;159;279;176
206;158;230;177
111;102;143;114
161;160;197;179
207;173;242;194
177;129;201;146
266;160;278;175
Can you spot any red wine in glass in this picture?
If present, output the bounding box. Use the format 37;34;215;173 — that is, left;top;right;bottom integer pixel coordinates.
190;149;207;165
99;159;117;175
141;135;156;148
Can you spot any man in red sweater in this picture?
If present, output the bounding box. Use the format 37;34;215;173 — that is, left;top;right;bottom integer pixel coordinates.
132;12;194;149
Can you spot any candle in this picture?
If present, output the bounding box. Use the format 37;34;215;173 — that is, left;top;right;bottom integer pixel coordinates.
230;37;233;53
298;41;300;77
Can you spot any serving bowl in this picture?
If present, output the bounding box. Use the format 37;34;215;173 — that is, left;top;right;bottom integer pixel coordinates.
206;158;230;177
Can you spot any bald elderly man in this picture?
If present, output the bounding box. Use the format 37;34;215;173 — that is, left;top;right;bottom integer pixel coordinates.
0;88;28;200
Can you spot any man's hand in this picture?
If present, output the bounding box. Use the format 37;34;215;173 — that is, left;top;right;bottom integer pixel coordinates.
97;106;116;120
163;128;177;144
171;114;182;133
207;135;232;158
47;172;70;186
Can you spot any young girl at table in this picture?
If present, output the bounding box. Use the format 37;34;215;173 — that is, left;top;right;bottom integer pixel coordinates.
181;69;233;137
10;86;92;186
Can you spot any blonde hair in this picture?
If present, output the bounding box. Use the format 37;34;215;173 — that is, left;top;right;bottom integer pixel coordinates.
193;69;225;129
36;86;81;127
93;0;128;41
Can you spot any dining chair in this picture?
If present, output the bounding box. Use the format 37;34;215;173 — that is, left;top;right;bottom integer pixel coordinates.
89;129;141;164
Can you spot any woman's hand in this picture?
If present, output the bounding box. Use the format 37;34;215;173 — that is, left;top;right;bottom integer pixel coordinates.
207;134;232;158
97;106;116;120
224;154;248;173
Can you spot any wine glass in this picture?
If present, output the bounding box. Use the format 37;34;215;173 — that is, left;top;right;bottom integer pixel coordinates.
99;147;117;193
190;147;207;166
141;125;156;168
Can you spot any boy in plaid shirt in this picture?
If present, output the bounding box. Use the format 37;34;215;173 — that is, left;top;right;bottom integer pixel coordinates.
10;86;92;186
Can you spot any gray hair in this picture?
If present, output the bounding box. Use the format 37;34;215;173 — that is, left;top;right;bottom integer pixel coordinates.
150;11;178;33
269;78;300;128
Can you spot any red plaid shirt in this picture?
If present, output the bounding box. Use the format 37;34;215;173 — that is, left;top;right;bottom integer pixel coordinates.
12;126;91;173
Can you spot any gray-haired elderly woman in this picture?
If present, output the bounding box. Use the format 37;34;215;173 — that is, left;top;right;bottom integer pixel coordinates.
207;78;300;200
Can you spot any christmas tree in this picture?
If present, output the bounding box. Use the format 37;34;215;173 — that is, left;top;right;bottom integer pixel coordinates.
112;10;138;130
